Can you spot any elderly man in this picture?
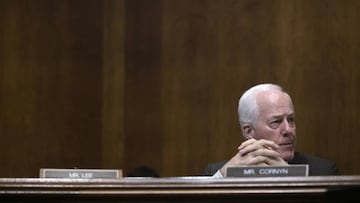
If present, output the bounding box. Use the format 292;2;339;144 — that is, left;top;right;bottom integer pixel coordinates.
205;83;339;177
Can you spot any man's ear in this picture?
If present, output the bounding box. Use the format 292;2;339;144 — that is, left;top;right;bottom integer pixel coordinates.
242;124;254;139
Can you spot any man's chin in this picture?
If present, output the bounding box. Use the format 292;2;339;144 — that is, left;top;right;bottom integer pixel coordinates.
281;151;294;162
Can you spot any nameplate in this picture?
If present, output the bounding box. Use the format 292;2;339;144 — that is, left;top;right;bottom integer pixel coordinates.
39;168;122;179
225;164;309;177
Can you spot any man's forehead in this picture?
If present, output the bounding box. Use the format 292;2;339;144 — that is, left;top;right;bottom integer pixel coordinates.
257;91;294;115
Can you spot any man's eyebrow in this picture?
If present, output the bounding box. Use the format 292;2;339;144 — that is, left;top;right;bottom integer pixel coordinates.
272;113;295;119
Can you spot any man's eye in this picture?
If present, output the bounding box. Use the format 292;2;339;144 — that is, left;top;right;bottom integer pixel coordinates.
288;117;295;126
269;120;280;129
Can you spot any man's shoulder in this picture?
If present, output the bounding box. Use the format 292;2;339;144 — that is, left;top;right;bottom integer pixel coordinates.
290;152;333;164
290;152;339;175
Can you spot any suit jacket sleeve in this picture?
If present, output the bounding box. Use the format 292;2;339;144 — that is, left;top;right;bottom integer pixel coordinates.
204;160;228;176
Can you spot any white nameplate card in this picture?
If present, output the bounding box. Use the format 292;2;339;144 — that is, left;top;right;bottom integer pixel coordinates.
225;164;309;177
39;168;122;179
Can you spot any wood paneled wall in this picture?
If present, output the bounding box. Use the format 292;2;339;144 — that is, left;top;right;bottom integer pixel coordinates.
0;0;104;177
0;0;359;178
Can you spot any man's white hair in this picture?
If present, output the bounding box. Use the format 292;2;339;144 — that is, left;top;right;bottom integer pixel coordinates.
238;83;292;131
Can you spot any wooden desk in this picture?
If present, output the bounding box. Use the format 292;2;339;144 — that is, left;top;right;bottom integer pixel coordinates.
1;176;360;202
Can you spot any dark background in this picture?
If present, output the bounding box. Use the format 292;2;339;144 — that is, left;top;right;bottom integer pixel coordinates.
1;0;359;177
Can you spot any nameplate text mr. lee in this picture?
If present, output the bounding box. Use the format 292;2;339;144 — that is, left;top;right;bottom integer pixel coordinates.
39;168;122;179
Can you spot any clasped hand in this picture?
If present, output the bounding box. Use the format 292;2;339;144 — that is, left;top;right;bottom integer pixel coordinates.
220;138;288;176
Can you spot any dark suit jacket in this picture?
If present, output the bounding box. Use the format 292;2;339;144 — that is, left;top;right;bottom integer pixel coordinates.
205;152;339;176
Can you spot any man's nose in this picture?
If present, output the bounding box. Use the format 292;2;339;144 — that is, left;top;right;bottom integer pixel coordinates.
280;120;292;134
